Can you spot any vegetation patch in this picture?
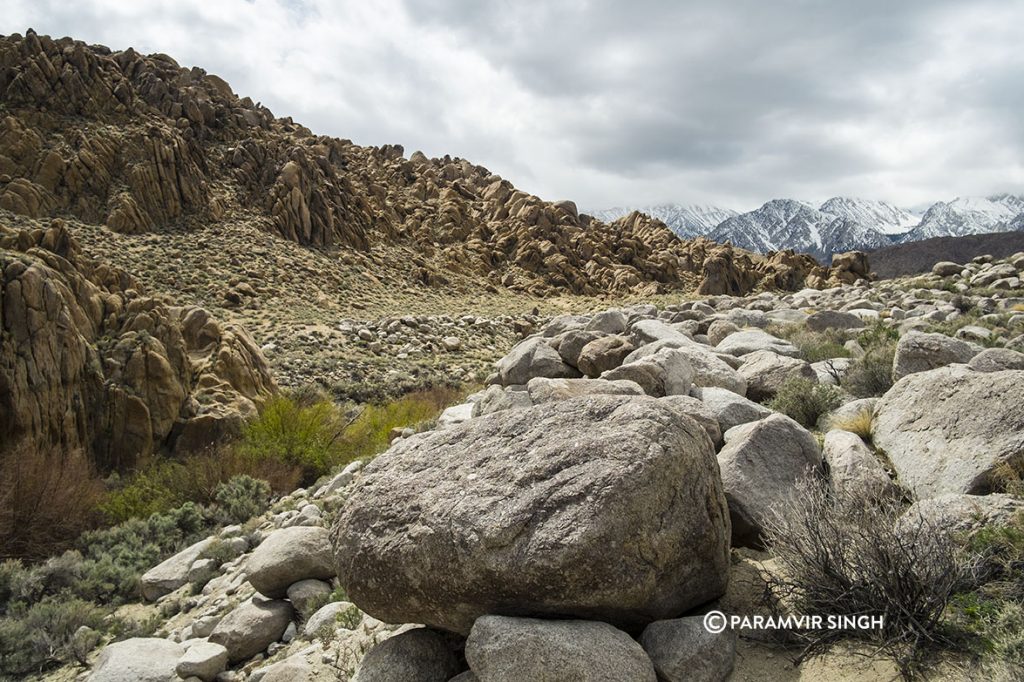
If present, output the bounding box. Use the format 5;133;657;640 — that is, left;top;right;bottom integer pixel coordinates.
767;378;842;429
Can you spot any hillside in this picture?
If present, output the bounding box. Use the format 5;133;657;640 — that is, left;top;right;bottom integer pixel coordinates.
869;231;1024;278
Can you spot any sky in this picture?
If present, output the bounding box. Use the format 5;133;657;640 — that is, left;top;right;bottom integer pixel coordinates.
4;0;1024;212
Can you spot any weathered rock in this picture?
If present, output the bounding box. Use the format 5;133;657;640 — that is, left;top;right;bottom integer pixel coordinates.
872;365;1024;497
715;330;799;358
175;641;229;682
526;377;643;403
495;337;580;385
208;597;294;663
576;335;635;377
470;385;534;417
706;320;740;346
659;395;723;447
302;600;358;636
626;340;747;396
897;494;1024;539
717;414;822;547
823;430;898;502
806;310;865;332
353;628;461;682
246;526;335;598
932;261;962;277
286;579;333;619
140;537;216;602
891;331;977;381
601;347;695;397
691;386;771;432
437;402;474;428
967;347;1024;372
256;655;319;682
640;616;737;682
737;350;816;402
88;637;183;682
555;329;604;368
465;616;656;682
586;309;628;334
332;396;731;634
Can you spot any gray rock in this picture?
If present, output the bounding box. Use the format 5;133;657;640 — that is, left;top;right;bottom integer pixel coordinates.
872;365;1024;498
706;320;740;346
88;638;183;682
968;347;1024;372
257;655;318;682
658;395;723;447
601;347;695;397
627;339;746;396
332;396;731;634
246;527;335;599
631;319;689;345
897;494;1024;539
586;309;628;335
932;261;962;277
892;331;977;381
495;337;581;385
738;350;816;402
811;357;850;385
806;310;865;333
555;330;605;368
437;403;474;428
465;616;656;682
577;335;635;377
314;461;363;498
718;414;822;547
823;430;898;502
140;537;216;601
471;385;534;417
286;579;333;619
302;600;358;636
208;597;294;663
354;629;460;682
640;617;737;682
691;386;771;432
175;641;229;682
715;330;799;358
526;377;644;403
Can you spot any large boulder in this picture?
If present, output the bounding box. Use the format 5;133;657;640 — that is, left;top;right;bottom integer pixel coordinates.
823;430;898;502
640;617;737;682
717;414;822;547
897;494;1024;539
554;329;604;368
332;396;731;634
872;365;1024;497
495;337;580;385
471;385;533;417
737;350;816;402
659;396;723;447
353;628;461;682
601;347;695;397
175;641;228;682
525;377;643;404
891;331;977;381
968;347;1024;372
87;638;183;682
140;536;216;601
691;386;771;432
465;616;656;682
806;310;865;333
627;339;746;396
577;335;635;377
246;526;335;598
208;597;294;663
715;330;799;358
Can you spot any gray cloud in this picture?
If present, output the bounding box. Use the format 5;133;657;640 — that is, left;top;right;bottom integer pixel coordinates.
3;0;1023;211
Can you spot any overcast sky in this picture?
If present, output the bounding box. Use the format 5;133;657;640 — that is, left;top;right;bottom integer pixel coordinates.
5;0;1023;211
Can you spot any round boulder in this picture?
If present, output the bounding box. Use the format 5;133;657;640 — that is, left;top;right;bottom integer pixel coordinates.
246;526;335;598
332;396;731;634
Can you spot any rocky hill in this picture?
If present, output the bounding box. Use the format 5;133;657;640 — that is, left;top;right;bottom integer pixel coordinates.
869;231;1024;278
590;204;739;239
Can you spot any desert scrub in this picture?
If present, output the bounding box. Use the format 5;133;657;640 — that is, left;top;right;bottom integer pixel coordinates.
0;596;106;676
214;475;271;525
841;321;899;398
769;324;852;363
766;378;842;429
762;478;977;678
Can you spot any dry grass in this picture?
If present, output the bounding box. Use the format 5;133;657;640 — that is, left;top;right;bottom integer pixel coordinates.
830;408;874;440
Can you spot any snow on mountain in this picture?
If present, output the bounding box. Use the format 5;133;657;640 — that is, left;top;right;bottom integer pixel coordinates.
589;204;738;239
901;194;1024;242
818;197;918;236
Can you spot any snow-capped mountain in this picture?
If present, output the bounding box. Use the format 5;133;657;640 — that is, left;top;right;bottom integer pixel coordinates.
590;204;738;239
900;194;1024;242
818;197;918;236
708;199;893;261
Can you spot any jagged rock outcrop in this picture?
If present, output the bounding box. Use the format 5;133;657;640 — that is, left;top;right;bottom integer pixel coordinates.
0;31;867;297
0;219;275;471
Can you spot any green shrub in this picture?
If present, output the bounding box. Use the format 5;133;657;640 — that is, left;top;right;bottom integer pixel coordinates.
241;395;349;480
0;597;106;676
214;475;271;525
842;326;897;398
767;378;842;428
337;387;461;460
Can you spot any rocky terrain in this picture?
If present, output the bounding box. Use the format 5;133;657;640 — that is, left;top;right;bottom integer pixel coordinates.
45;250;1023;681
869;231;1024;279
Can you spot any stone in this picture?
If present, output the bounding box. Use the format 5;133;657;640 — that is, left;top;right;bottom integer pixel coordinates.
256;656;318;682
897;494;1024;539
811;357;850;385
286;579;333;619
601;347;695;397
585;309;628;334
658;395;723;447
555;329;605;367
872;365;1024;498
737;350;817;402
932;261;962;277
576;335;635;377
471;385;534;417
302;600;358;636
892;331;977;381
441;336;461;352
436;402;474;428
717;414;822;547
706;319;740;346
495;337;581;385
525;377;644;403
246;526;335;598
88;637;183;682
818;397;876;431
627;340;747;396
631;319;689;345
465;616;656;682
640;616;737;682
806;310;865;332
690;386;771;432
715;330;799;358
208;597;294;663
332;396;731;634
175;641;229;682
968;347;1024;372
823;430;898;502
141;537;217;602
353;628;461;682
